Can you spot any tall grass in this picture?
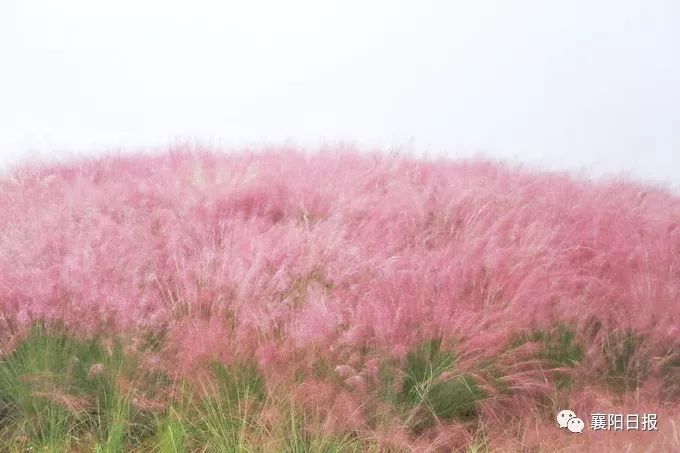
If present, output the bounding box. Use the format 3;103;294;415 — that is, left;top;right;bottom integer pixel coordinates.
0;147;678;450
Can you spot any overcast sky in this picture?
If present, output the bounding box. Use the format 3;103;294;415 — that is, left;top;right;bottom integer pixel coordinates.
1;1;678;188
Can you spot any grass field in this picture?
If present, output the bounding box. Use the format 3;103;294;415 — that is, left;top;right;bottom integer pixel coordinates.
0;148;678;451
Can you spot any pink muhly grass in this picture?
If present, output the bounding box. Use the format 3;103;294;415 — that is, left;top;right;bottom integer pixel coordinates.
1;146;679;449
167;317;233;376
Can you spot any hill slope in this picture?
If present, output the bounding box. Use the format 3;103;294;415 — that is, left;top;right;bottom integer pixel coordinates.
0;148;678;451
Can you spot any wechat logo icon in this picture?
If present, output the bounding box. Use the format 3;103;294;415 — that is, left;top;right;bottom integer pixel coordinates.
557;409;584;433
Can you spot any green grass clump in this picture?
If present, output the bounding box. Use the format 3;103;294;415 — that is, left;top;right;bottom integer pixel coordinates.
182;361;265;451
537;325;584;367
276;408;366;453
155;408;187;453
0;324;168;451
0;326;107;448
511;324;585;367
603;329;648;394
660;351;680;402
508;324;584;389
398;338;485;432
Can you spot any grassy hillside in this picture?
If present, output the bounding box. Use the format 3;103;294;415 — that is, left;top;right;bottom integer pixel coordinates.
0;148;678;451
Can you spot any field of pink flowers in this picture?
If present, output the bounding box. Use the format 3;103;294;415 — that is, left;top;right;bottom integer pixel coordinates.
0;147;678;451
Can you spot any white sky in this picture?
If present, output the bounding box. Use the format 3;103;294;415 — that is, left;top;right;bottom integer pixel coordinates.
1;1;678;187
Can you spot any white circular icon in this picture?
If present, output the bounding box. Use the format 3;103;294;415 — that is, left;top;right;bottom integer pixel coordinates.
567;417;585;433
